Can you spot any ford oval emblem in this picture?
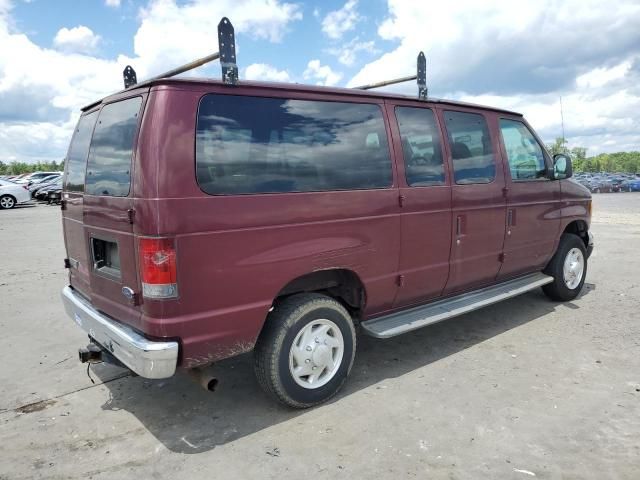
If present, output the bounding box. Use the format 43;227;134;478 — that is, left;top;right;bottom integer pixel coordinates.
122;286;135;299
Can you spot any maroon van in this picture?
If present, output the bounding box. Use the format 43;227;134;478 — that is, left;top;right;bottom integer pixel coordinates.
60;26;593;408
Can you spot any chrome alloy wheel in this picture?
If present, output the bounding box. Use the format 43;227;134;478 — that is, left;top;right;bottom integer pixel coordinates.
563;247;585;289
289;319;344;389
0;196;15;209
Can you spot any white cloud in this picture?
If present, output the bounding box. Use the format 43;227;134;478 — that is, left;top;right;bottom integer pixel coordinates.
53;26;101;54
245;63;290;82
328;37;378;66
303;59;342;86
0;0;303;163
575;62;632;89
347;0;640;154
134;0;302;78
322;0;360;39
104;0;120;7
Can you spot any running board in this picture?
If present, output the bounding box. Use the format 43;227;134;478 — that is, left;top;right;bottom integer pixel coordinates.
361;273;553;339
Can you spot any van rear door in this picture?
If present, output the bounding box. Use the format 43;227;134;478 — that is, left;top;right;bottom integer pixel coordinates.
84;96;145;327
62;95;146;329
62;110;99;298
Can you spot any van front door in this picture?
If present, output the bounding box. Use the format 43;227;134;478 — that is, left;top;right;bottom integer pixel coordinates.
439;108;507;294
496;117;561;278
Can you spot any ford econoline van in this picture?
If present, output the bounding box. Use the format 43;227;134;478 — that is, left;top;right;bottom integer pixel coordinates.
60;73;593;408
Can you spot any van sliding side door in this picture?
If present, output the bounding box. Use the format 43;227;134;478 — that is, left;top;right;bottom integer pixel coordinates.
386;100;453;309
439;108;507;294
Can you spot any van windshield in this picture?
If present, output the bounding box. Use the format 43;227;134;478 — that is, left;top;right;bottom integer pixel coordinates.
196;95;392;195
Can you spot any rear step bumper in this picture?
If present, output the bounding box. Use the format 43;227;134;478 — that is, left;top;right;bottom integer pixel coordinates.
61;286;179;379
361;272;554;339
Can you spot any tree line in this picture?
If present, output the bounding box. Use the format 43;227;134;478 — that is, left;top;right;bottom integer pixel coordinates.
546;138;639;173
0;160;64;175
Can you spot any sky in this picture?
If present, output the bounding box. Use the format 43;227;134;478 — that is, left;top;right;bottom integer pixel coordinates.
1;0;639;163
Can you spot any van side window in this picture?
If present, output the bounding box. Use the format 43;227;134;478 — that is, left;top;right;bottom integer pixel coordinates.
443;111;495;184
85;97;142;197
395;107;445;186
499;119;548;180
196;95;392;194
64;111;98;192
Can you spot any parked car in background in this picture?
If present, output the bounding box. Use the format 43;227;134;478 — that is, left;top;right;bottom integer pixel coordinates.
0;179;31;209
47;185;62;204
629;179;640;192
23;172;61;185
28;174;61;194
34;178;62;201
589;177;613;193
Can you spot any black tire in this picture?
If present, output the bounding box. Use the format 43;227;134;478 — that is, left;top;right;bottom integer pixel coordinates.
542;233;588;301
0;194;16;209
254;293;356;408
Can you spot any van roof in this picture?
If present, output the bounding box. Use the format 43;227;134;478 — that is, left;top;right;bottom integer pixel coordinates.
83;77;523;116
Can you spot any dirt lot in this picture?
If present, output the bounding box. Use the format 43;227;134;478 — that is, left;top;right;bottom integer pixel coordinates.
1;194;639;479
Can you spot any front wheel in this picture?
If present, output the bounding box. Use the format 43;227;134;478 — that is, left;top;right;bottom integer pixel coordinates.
0;195;16;209
254;293;356;408
542;233;587;301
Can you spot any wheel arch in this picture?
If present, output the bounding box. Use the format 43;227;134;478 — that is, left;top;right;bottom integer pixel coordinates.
562;219;589;248
273;269;366;322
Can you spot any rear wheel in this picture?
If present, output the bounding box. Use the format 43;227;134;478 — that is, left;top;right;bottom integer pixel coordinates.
0;195;16;209
542;233;587;301
254;293;356;408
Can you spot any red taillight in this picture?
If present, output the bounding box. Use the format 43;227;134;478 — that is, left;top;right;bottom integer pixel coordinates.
139;237;178;299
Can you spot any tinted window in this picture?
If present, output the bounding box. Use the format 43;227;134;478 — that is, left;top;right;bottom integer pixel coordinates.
396;107;445;186
499;119;548;180
65;111;98;192
444;111;495;184
196;95;392;194
85;97;142;197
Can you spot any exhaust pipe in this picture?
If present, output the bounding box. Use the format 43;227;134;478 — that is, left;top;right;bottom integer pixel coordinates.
188;367;218;392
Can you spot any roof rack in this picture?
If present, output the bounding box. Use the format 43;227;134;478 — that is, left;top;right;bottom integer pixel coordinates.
121;17;427;100
122;17;237;90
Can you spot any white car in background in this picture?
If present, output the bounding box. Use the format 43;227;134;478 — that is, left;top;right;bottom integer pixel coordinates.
0;179;31;209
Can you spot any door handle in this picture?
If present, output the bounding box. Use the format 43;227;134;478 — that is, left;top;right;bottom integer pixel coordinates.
507;209;515;236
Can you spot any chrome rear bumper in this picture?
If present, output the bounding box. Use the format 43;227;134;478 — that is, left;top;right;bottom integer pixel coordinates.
61;286;178;379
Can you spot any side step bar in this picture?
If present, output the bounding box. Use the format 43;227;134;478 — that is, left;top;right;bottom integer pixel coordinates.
361;273;553;339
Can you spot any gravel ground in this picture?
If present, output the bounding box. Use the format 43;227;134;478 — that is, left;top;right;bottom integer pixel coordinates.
1;194;639;480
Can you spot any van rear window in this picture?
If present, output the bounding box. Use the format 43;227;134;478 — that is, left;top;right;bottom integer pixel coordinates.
196;95;392;194
65;111;98;192
85;97;142;197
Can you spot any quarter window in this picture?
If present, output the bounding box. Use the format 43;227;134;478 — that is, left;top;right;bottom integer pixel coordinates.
443;111;496;184
499;119;548;180
85;97;142;197
196;95;392;194
64;111;98;192
396;107;445;186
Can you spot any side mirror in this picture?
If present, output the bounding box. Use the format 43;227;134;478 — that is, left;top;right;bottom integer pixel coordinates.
552;153;572;180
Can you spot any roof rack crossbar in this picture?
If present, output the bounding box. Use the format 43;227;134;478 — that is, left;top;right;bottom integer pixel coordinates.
355;74;417;90
121;17;237;89
354;51;427;100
